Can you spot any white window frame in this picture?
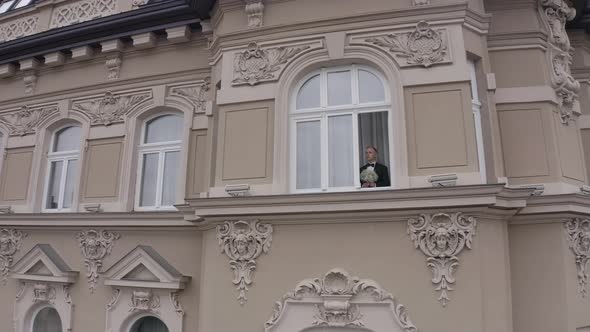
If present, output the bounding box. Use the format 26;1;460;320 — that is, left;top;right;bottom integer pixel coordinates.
468;59;486;184
134;113;182;211
42;126;81;212
289;64;393;193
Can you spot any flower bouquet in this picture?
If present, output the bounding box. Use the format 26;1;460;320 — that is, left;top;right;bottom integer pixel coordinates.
360;168;379;183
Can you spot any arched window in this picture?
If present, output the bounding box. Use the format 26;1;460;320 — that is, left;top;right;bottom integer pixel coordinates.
43;126;82;211
32;307;62;332
130;316;169;332
136;114;182;209
291;65;391;192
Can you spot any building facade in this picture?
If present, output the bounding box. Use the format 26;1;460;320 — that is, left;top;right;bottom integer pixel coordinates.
0;0;590;331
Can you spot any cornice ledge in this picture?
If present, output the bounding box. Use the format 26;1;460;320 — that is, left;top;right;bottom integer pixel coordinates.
514;193;590;220
0;211;193;227
484;0;537;11
183;184;531;224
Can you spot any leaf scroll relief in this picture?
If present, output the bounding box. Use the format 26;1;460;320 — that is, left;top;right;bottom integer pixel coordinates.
0;228;27;284
0;105;58;136
564;218;590;297
72;91;151;126
216;220;273;305
407;212;476;306
365;20;448;68
232;42;310;86
76;229;119;293
169;78;211;113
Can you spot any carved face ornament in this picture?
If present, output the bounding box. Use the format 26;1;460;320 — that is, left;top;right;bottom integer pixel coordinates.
0;230;16;256
232;232;252;258
82;234;105;260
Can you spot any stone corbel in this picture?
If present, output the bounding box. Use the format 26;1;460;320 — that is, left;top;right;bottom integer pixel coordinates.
407;212;477;306
105;54;122;81
243;0;264;28
564;218;590;296
23;72;37;95
216;220;273;305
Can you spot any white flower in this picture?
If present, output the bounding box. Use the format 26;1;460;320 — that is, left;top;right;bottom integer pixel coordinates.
360;168;379;183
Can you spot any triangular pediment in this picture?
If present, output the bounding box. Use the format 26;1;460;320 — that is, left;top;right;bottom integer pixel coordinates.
11;244;78;283
104;245;189;290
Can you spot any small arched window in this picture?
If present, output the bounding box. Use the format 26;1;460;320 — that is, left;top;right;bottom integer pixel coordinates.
291;65;391;192
32;307;62;332
136;114;182;210
43;126;82;211
130;316;169;332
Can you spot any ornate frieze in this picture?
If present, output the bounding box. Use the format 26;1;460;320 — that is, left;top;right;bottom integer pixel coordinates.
72;90;151;126
216;220;273;305
169;78;211;113
130;289;160;313
564;218;590;296
0;17;38;43
50;0;117;29
365;21;448;68
539;0;580;124
244;0;264;28
407;212;477;306
265;268;417;332
33;283;56;303
232;42;310;86
0;228;27;283
0;105;58;136
76;229;120;293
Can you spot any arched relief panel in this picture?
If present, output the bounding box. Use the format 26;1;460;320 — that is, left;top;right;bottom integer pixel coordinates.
265;268;417;332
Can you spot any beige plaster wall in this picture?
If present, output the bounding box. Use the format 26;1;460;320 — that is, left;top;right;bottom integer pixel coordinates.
198;217;511;332
0;146;34;203
489;49;549;88
0;227;202;332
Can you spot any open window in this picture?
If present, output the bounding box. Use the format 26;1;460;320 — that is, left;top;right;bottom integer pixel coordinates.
290;65;392;192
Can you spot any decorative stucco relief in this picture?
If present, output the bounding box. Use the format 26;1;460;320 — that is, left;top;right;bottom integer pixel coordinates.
0;17;38;43
232;42;311;86
168;78;211;113
565;218;590;297
32;283;57;303
407;212;477;306
72;90;151;126
265;268;417;332
412;0;430;5
130;289;160;313
106;55;122;81
50;0;118;29
23;73;37;95
131;0;149;9
0;228;27;284
244;0;264;28
0;105;58;136
539;0;581;124
76;229;120;293
216;220;273;305
364;21;449;68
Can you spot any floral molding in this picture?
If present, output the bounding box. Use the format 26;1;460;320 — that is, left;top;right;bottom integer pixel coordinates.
76;229;120;293
565;218;590;296
167;78;211;114
351;20;450;68
539;0;581;124
0;16;38;43
407;212;477;307
216;220;273;305
71;89;152;126
50;0;118;29
265;268;417;332
232;41;318;86
0;104;58;136
0;228;27;284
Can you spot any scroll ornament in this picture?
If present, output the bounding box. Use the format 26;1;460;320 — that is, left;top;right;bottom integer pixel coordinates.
265;268;417;332
0;228;27;283
216;220;273;305
366;20;447;68
72;91;151;126
232;42;310;86
76;229;120;293
564;218;590;296
169;78;210;113
0;105;57;136
407;212;476;306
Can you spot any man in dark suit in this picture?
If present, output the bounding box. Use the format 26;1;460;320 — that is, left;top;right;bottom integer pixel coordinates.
360;146;390;188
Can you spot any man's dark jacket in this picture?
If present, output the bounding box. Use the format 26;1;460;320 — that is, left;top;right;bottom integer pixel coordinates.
360;162;391;187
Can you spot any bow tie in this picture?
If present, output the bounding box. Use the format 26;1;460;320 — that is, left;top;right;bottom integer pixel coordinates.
367;163;376;167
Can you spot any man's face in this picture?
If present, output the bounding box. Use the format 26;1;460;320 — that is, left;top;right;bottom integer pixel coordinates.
366;148;377;163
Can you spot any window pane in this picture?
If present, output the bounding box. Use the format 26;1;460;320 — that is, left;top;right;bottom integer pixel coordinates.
46;161;63;209
327;71;352;106
296;74;321;110
0;1;15;13
144;115;182;144
33;307;62;332
62;159;78;209
53;126;82;152
358;70;385;103
161;151;179;206
14;0;32;8
358;111;390;186
131;316;169;332
139;153;159;207
296;121;321;190
328;115;354;187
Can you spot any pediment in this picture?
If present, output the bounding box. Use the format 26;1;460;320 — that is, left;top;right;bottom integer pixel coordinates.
11;244;78;283
104;245;189;290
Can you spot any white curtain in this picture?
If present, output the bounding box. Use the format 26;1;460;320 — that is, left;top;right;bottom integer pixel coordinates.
296;121;321;189
358;112;389;168
130;316;169;332
328;115;354;187
33;307;62;332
